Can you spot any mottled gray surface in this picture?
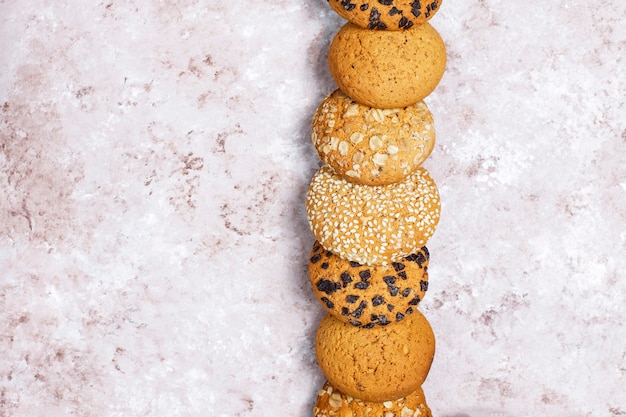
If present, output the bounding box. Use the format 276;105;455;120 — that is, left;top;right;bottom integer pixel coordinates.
1;0;625;416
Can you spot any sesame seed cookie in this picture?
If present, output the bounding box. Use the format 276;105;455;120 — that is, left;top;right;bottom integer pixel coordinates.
316;309;435;402
309;241;430;328
327;0;442;31
313;381;432;417
328;22;446;109
305;165;440;266
312;89;436;186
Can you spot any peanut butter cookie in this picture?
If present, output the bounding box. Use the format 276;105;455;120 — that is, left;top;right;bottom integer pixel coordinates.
316;309;435;402
328;22;446;108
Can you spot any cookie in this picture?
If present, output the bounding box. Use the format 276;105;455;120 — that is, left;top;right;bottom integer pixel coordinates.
305;165;440;266
315;309;435;402
328;22;446;108
327;0;442;31
309;242;430;327
312;89;436;186
313;381;432;417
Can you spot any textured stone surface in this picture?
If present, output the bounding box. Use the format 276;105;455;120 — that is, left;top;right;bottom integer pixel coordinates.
1;0;625;416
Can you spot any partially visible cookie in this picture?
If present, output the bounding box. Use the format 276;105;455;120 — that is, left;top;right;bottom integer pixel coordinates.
305;165;440;266
313;381;432;417
316;309;435;402
328;22;446;108
309;241;430;327
327;0;442;31
312;89;436;186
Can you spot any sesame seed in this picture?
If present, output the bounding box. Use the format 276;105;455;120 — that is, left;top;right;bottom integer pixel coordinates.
305;165;440;265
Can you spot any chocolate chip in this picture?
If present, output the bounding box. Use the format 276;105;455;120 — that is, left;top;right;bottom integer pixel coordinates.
392;262;405;272
420;280;429;292
341;0;357;11
422;246;430;260
321;262;329;269
349;261;361;268
350;319;362;326
355;281;370;290
378;0;393;5
410;0;421;17
325;251;333;257
310;253;322;263
316;279;340;295
372;295;385;306
402;288;411;297
362;322;376;329
360;3;369;10
352;301;367;318
406;307;414;315
346;295;359;303
321;297;334;309
389;286;399;296
397;271;407;280
369;7;381;22
383;275;396;286
396;312;405;321
342;307;350;316
340;271;353;287
371;314;389;325
417;251;426;266
388;6;401;15
359;270;371;281
399;17;413;29
406;251;427;268
387;304;395;311
409;295;421;305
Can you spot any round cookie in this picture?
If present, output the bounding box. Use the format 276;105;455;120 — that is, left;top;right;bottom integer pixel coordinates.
313;381;432;417
312;89;436;186
327;0;442;31
328;22;446;109
316;309;435;402
309;241;430;328
305;165;440;266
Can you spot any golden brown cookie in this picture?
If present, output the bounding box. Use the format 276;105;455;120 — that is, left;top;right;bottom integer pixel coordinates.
312;89;436;186
316;309;435;402
327;0;442;31
305;165;440;266
328;22;446;109
313;381;432;417
309;242;430;327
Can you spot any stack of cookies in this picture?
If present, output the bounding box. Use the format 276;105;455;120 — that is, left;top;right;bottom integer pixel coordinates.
305;1;447;416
